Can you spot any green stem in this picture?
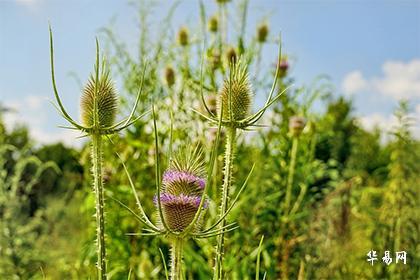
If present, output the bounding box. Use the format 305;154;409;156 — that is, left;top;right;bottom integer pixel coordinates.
284;137;298;214
92;133;107;280
214;127;236;280
171;237;184;280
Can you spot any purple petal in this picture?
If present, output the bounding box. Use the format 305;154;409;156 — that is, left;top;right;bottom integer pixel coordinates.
154;193;208;209
163;170;206;189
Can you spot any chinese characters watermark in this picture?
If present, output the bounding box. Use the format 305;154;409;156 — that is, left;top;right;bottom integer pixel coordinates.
367;250;407;266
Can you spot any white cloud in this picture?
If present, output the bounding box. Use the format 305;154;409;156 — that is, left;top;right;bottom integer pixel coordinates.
358;107;420;140
342;71;368;95
3;96;84;148
358;113;398;132
342;59;420;100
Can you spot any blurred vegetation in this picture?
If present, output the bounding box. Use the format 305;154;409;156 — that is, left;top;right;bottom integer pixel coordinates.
0;0;419;279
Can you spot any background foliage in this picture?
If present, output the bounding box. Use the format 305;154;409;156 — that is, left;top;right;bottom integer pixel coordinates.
0;0;419;279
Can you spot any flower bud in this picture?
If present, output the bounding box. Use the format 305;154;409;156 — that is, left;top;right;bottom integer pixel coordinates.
177;27;189;47
277;58;289;78
257;23;269;43
289;116;306;137
80;69;118;128
164;66;175;87
205;94;217;115
208;15;218;33
225;46;237;65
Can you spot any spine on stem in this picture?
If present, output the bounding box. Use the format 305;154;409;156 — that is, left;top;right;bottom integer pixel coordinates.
92;133;107;280
214;127;236;280
171;237;184;280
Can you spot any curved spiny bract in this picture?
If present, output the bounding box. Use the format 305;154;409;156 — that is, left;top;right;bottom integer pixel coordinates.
81;68;118;128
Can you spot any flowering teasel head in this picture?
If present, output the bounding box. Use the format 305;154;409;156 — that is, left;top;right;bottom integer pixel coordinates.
257;23;269;43
289;116;306;137
155;146;207;233
177;27;189;47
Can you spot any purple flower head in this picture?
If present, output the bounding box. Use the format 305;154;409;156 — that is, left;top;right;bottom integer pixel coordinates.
154;193;208;209
163;169;206;189
154;192;208;232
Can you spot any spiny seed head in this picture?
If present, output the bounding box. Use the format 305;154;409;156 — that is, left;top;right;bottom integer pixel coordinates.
218;60;253;122
164;65;175;87
177;27;189;46
257;23;269;43
208;15;218;32
225;46;237;65
155;146;207;232
80;66;118;128
289;116;306;136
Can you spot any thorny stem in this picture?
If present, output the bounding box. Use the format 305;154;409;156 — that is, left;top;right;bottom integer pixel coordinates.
92;133;107;280
284;136;298;214
171;237;184;280
214;127;236;280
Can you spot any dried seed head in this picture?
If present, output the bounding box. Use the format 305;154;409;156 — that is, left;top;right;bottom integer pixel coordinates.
225;46;237;64
218;60;253;122
177;27;189;47
257;23;269;43
289;116;306;136
155;146;207;232
80;67;118;128
164;66;175;87
208;15;218;33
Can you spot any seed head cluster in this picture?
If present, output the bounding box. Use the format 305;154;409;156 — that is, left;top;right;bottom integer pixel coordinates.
218;60;253;122
80;69;118;128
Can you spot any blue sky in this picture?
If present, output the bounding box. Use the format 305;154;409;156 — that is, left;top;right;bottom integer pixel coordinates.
1;0;419;146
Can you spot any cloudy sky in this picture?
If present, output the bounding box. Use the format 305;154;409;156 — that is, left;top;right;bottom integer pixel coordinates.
0;0;419;147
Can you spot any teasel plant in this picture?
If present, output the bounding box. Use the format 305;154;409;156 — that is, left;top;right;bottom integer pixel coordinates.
48;26;147;280
110;101;258;279
194;42;291;279
283;116;306;215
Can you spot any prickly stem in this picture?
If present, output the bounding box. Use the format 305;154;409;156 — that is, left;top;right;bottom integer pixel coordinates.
170;237;184;280
284;136;298;214
214;126;236;280
92;132;107;280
